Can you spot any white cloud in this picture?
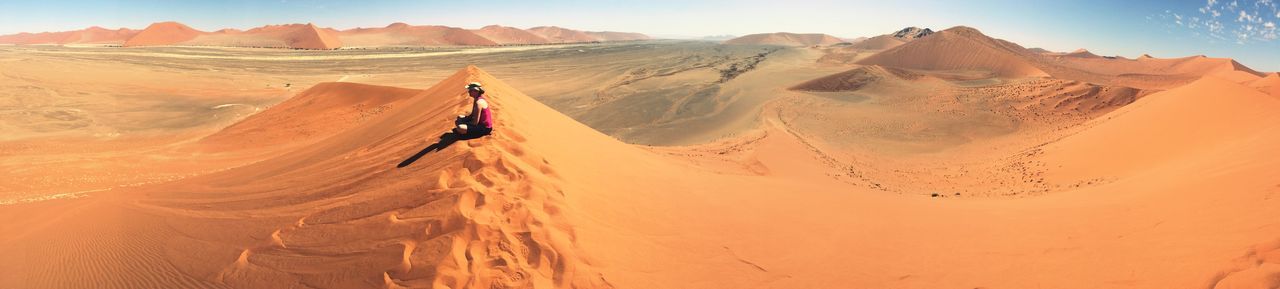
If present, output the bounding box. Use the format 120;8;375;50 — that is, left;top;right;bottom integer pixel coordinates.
1172;0;1279;43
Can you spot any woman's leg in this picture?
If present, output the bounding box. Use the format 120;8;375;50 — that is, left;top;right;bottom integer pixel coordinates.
454;124;468;135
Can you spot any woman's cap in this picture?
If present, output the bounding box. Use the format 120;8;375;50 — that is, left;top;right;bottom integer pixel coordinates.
465;82;483;91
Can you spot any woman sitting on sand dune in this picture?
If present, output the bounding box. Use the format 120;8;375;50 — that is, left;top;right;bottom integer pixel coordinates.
454;82;493;136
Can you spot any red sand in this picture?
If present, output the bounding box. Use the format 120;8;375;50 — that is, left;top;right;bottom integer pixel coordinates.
123;21;204;46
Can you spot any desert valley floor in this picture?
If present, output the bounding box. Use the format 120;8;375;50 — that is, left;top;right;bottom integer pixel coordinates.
2;33;1280;289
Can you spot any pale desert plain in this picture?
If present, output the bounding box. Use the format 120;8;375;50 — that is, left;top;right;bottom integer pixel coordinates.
1;15;1280;289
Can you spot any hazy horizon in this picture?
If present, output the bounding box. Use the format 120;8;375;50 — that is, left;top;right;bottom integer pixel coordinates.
2;0;1277;71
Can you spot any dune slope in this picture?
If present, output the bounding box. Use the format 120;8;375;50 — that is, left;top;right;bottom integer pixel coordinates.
472;25;550;45
124;21;203;46
857;26;1049;77
198;82;421;151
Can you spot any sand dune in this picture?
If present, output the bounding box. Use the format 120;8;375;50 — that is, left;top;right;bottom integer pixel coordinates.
856;26;1264;90
1039;76;1280;183
1249;73;1280;96
183;23;344;49
527;26;599;43
848;35;907;50
1060;48;1101;58
857;26;1049;78
340;23;497;47
723;32;845;46
1;66;621;288
198;82;421;151
1041;54;1264;90
790;65;926;91
472;25;550;45
583;31;649;41
3;25;1280;289
814;28;923;65
3;22;649;48
0;26;138;45
123;21;203;46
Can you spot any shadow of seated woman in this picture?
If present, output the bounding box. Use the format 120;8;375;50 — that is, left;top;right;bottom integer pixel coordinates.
397;126;489;168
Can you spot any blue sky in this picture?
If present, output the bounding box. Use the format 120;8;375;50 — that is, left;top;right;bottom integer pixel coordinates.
1;0;1276;71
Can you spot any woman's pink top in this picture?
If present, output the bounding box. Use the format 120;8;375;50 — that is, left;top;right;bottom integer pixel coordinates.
477;95;493;128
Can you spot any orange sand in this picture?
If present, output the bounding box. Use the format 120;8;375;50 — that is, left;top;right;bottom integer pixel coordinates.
2;22;1279;289
124;21;204;46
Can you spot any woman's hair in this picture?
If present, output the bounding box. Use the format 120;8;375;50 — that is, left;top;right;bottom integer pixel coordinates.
466;82;485;94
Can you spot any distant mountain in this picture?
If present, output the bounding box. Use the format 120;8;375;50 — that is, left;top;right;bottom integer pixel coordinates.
0;26;137;45
1;22;650;49
584;31;649;41
890;27;934;39
698;34;737;41
723;32;844;46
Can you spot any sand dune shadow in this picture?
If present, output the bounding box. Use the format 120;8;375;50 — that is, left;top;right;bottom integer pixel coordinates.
397;132;483;168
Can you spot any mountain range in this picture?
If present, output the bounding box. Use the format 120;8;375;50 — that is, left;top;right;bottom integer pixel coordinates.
0;21;650;49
